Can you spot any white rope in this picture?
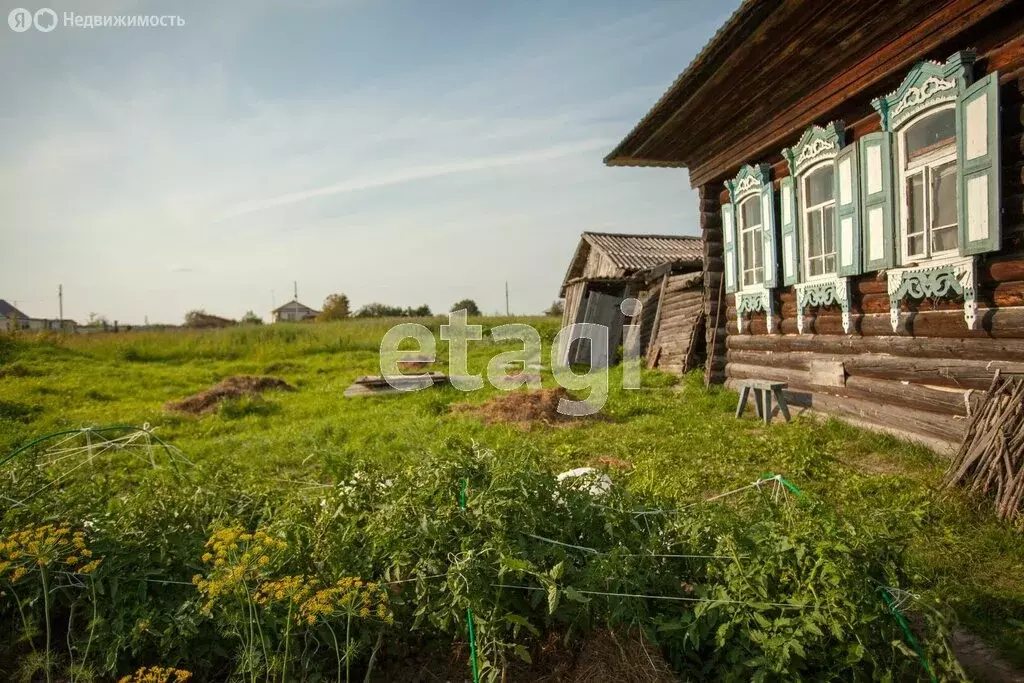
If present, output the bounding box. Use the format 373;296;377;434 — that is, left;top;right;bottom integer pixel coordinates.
523;532;737;560
492;584;812;610
627;475;783;516
384;572;449;585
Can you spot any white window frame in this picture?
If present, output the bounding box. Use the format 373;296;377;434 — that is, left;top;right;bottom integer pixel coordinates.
896;103;959;265
737;194;764;290
798;160;838;281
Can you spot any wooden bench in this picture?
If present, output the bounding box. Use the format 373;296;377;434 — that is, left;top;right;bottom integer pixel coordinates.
735;380;791;425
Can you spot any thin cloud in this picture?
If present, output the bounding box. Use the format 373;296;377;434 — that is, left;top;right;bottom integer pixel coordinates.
215;137;615;221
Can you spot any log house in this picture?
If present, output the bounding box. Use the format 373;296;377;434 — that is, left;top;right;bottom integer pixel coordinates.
605;0;1024;450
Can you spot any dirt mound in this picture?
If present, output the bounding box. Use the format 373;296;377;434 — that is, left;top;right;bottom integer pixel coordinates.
562;629;676;683
165;375;295;415
372;629;675;682
451;388;594;427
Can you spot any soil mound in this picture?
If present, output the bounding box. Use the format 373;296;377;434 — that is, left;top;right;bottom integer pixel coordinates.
373;629;674;682
451;388;595;428
165;375;295;415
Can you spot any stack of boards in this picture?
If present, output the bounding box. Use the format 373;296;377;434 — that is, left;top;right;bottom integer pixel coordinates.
343;373;450;398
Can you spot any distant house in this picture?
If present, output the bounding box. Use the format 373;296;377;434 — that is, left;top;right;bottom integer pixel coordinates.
0;300;76;332
557;232;705;372
0;300;29;331
272;300;319;323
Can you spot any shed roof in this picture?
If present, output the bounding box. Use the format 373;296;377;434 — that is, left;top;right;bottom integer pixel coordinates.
583;232;702;270
560;232;702;295
0;300;29;319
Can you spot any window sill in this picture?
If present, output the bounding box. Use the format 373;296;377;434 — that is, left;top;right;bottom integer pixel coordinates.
886;255;977;332
794;276;852;334
735;284;774;334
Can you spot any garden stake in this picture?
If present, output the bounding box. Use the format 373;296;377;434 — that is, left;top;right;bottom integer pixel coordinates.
459;479;481;683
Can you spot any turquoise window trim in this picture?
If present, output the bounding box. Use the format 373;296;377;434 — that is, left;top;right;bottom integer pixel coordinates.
794;276;852;335
886;255;978;332
735;285;775;334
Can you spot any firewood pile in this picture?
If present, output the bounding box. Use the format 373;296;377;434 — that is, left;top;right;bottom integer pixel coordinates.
944;372;1024;521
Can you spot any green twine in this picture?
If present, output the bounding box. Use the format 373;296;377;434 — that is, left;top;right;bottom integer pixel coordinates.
881;589;936;683
460;478;481;683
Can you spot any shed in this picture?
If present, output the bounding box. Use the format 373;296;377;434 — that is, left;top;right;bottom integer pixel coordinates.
604;0;1024;451
557;232;704;372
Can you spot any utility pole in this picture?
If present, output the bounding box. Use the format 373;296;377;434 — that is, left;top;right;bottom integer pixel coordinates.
505;281;510;317
293;280;298;300
58;285;63;327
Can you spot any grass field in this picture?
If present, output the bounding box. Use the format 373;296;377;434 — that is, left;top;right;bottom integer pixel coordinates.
1;319;1022;681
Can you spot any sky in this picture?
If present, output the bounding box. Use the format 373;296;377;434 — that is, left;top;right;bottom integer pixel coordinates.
0;0;736;324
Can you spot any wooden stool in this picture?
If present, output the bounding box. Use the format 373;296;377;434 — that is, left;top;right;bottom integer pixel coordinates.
736;380;791;424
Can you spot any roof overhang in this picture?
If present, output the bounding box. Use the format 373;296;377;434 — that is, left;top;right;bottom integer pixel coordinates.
604;0;1014;188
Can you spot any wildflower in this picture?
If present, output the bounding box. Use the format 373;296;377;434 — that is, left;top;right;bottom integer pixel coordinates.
297;576;393;626
117;665;192;683
0;524;102;582
193;526;288;613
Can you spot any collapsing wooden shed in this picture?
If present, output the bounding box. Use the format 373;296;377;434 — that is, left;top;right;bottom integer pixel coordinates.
556;232;705;373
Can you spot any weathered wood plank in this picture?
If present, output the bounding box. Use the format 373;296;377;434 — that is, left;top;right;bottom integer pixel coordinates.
727;333;1024;362
723;377;968;442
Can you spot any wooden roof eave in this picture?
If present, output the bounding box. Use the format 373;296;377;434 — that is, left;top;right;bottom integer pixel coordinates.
604;0;1016;187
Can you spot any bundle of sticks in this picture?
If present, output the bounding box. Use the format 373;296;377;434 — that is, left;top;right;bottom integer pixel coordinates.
944;371;1024;521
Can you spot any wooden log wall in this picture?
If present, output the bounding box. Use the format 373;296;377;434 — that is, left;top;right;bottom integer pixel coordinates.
649;272;705;375
700;183;727;384
706;27;1024;451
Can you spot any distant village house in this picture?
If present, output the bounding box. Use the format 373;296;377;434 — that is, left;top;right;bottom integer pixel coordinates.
1;299;77;332
272;300;319;323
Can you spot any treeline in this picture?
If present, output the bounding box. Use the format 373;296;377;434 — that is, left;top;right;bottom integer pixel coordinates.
353;303;432;318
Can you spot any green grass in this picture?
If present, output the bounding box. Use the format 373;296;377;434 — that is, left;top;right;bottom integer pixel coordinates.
1;319;1022;677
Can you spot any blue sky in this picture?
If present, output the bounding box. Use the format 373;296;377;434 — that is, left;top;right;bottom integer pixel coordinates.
0;0;735;324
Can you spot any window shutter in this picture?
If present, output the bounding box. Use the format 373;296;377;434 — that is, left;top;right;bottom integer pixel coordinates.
834;144;862;277
779;176;799;285
859;131;896;271
760;181;779;288
722;201;738;294
957;71;1001;256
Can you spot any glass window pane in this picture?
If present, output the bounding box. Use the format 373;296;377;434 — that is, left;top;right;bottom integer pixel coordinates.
809;257;822;277
932;161;957;228
805;166;834;206
807;211;822;258
907;234;925;258
932;225;958;253
742;231;754;271
822;205;835;254
753;267;763;285
741;197;761;228
752;230;763;269
824;255;835;274
907;171;925;244
906;109;956;158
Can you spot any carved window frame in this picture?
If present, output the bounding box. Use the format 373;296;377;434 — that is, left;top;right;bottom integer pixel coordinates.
872;50;998;332
725;163;779;333
780;121;856;334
